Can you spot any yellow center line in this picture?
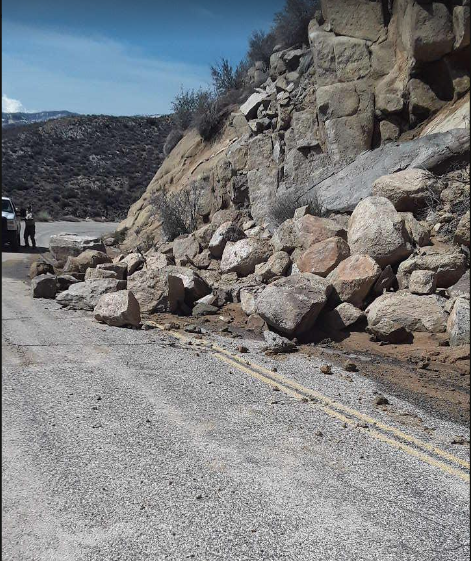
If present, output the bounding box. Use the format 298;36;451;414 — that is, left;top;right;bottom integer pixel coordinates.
210;342;470;472
151;323;470;480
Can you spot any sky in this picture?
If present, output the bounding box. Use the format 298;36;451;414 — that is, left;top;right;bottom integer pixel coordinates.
2;0;285;116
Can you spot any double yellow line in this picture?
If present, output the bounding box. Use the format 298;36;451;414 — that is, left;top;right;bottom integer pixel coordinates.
151;322;470;483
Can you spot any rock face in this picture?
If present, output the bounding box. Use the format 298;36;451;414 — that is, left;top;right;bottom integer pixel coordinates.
221;239;271;276
397;247;467;288
127;268;185;313
348;197;412;267
56;279;127;310
49;234;106;266
366;291;448;334
447;297;470;346
297;236;350;277
63;250;112;274
327;254;381;307
256;274;331;336
209;222;245;258
372;169;439;212
31;274;57;299
94;290;141;327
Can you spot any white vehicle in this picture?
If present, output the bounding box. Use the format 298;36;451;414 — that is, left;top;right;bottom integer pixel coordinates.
2;196;22;251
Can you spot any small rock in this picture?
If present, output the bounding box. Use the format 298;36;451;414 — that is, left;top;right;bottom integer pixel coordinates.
263;330;297;354
374;395;390;406
320;364;332;375
184;324;202;334
343;360;358;372
238;345;249;353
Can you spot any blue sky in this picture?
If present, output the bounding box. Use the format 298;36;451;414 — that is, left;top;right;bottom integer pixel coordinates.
2;0;285;116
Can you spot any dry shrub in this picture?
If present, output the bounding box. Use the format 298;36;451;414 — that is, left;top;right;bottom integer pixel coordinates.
152;183;201;241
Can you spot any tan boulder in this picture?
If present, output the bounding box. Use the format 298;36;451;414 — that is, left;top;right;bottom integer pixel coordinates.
63;250;112;274
348;196;412;267
327;254;381;307
323;303;364;330
94;290;141;327
372;169;440;212
297;237;350;278
255;251;291;282
127;268;184;314
295;215;347;250
409;270;436;295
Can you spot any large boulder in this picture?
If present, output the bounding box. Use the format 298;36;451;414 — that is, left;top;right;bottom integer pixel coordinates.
372;169;440;212
94;290;141;327
295;215;347;250
127;268;185;314
209;222;245;258
221;239;271;277
173;235;200;266
320;0;385;42
447;297;470;346
95;262;128;280
399;213;431;248
56;275;80;292
297;236;350;278
409;270;437;295
165;266;211;304
56;279;127;311
49;233;106;266
121;252;144;275
63;250;112;274
255;251;291;282
31;274;57;299
348;197;412;267
240;286;264;316
397;247;467;289
256;274;331;336
366;291;448;333
327;254;381;307
271;219;297;252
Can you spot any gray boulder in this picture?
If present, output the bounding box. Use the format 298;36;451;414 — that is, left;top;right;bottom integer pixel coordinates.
49;233;106;266
448;270;470;300
94;290;141;327
166;266;211;304
348;197;412;267
96;262;128;280
323;303;364;331
256;274;331;336
221;239;271;277
173;235;200;266
127;268;184;314
409;270;437;295
263;330;297;354
56;279;127;311
447;297;470;346
31;274;57;299
255;251;291;282
56;275;80;292
121;252;144;275
209;221;245;258
366;291;448;334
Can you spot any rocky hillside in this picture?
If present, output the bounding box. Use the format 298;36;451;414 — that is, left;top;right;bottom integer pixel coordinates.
2;114;171;220
2;110;79;129
32;0;470;362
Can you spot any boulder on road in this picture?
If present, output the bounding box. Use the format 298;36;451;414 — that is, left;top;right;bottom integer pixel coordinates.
263;330;297;354
372;169;440;212
127;268;184;314
31;274;57;299
256;274;331;336
94;290;141;327
297;236;350;278
221;239;271;277
327;254;381;307
56;279;127;310
447;297;470;346
29;260;54;279
63;250;112;274
166;266;211;305
49;233;106;266
348;197;412;267
366;291;448;333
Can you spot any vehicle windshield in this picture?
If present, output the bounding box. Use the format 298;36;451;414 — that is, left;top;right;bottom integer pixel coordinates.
2;199;13;213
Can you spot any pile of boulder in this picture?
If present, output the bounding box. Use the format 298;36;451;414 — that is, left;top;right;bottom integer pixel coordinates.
31;164;470;349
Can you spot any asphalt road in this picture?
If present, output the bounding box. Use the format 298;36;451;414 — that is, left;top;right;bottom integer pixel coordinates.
2;222;470;561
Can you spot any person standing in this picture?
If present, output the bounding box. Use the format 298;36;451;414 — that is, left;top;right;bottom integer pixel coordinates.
24;205;36;248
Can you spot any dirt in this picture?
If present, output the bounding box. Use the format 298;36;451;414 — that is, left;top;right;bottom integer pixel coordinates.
149;302;470;427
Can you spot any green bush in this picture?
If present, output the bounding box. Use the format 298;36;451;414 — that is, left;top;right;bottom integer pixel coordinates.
273;0;320;47
247;30;276;66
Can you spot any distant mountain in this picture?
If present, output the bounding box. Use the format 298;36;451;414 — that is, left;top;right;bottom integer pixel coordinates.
2;114;172;221
2;110;79;128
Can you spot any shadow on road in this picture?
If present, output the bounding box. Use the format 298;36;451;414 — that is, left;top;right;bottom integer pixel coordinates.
1;245;48;255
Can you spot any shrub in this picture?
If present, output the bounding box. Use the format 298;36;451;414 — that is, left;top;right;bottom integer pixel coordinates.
163;129;184;157
247;30;276;67
210;59;244;96
273;0;319;48
152;183;202;241
268;189;325;226
171;88;212;131
36;209;52;222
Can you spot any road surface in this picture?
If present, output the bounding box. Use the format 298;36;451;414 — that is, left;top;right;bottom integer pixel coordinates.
2;222;470;561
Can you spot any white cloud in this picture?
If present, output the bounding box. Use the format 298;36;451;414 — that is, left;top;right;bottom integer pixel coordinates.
2;94;27;113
